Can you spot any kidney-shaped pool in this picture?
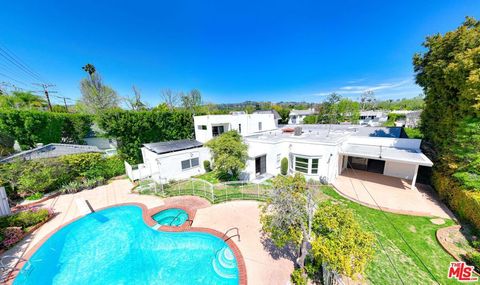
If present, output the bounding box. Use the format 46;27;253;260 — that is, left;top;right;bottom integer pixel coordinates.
14;205;239;285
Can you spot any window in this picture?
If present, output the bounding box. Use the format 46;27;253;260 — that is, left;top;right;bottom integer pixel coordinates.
212;126;225;137
276;154;281;166
181;158;200;170
295;157;309;173
238;124;242;133
258;122;262;131
197;125;207;130
294;156;322;174
311;158;319;174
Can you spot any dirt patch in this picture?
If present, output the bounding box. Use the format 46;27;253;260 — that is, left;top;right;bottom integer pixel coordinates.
409;225;417;233
430;218;445;225
436;225;475;261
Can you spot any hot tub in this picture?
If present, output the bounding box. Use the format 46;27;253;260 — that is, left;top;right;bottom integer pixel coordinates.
152;208;188;227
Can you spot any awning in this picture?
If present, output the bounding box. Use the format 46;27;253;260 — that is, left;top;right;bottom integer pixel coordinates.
340;143;433;167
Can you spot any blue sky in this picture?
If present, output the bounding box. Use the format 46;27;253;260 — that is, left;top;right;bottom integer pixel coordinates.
1;1;479;106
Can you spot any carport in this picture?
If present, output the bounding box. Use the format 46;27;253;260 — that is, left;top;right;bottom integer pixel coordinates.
338;143;433;190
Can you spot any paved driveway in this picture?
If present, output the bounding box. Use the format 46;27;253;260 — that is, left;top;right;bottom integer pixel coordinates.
332;169;454;219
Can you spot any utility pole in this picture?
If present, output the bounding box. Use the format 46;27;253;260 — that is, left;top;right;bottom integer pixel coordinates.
33;83;56;111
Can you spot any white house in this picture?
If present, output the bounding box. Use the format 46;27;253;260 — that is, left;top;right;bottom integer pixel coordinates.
288;108;316;124
194;113;278;143
129;114;432;190
358;111;388;126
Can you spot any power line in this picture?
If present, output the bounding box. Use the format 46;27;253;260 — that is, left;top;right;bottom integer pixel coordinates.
0;45;46;83
345;160;405;285
0;72;30;88
344;159;441;284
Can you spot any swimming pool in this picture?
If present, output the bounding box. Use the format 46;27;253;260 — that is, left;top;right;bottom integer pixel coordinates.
14;206;239;285
152;208;188;226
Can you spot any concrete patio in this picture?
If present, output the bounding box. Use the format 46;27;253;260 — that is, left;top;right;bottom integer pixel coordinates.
332;169;454;218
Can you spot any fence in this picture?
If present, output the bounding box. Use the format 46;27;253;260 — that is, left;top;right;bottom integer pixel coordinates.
0;187;11;217
135;178;273;204
322;263;346;285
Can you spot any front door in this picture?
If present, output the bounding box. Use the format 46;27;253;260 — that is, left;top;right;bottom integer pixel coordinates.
255;155;266;176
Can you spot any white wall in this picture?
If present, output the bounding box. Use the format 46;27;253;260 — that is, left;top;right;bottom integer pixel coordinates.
141;147;211;183
383;161;416;180
194;114;277;143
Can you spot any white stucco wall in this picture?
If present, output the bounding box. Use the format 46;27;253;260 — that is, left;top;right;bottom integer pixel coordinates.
345;136;421;150
141;147;211;183
383;161;416;180
194;114;277;143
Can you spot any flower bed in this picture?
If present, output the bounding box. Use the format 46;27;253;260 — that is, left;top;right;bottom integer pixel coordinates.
0;207;54;252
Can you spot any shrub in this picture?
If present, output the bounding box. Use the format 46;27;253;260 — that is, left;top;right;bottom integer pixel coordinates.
203;160;211;172
60;181;83;194
204;131;248;179
2;227;23;248
26;192;43;201
17;160;72;197
7;208;51;229
290;268;307;285
465;251;480;272
60;153;103;177
281;157;288;175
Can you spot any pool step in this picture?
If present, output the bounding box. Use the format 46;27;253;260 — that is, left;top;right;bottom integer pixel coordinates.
212;246;238;279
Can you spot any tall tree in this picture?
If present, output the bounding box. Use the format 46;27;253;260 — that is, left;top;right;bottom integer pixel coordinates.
360;90;376;110
79;64;120;114
161;89;180;110
125;85;147;111
0;91;46;109
204;131;248;180
413;17;480;228
181;89;202;113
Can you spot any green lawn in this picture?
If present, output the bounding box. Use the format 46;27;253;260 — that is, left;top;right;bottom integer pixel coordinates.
194;171;220;184
321;187;459;284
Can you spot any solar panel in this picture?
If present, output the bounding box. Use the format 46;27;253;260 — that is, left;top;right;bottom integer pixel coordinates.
143;139;203;155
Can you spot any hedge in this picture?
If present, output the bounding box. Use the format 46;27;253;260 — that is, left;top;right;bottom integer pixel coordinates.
0;109;92;149
0;153;125;199
97;109;194;163
433;171;480;230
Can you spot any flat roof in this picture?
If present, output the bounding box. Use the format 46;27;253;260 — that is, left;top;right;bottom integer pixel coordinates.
143;139;203;155
245;125;406;144
340;143;433;166
0;143;103;163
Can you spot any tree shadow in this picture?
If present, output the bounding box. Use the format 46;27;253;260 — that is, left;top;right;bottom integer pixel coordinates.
260;231;297;262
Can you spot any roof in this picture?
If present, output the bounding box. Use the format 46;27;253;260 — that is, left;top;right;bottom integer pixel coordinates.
0;143;103;163
252;110;281;120
340;143;433;166
290;109;316;116
143;139;203;155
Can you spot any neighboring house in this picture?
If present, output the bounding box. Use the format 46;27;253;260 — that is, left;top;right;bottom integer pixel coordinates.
194;113;277;143
359;111;388;126
83;124;118;151
0;143;103;163
288;108;316;124
252;110;281;126
405;110;422;128
128;114;432;190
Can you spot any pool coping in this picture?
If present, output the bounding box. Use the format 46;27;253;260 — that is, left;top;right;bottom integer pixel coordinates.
7;202;247;285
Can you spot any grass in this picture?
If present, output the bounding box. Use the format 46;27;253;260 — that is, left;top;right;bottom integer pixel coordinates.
194;171;220;184
320;186;458;285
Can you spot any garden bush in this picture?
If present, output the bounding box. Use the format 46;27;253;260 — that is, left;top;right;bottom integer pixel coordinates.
281;157;288;175
203;160;211;172
17;160;72;197
290;268;307;285
2;227;23;248
465;251;480;272
26;192;43;201
60;153;104;177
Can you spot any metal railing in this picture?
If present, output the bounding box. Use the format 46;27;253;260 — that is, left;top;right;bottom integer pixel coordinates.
135;178;273;204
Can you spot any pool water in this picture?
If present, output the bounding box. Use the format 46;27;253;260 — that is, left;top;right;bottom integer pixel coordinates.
14;206;239;285
152;208;188;227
